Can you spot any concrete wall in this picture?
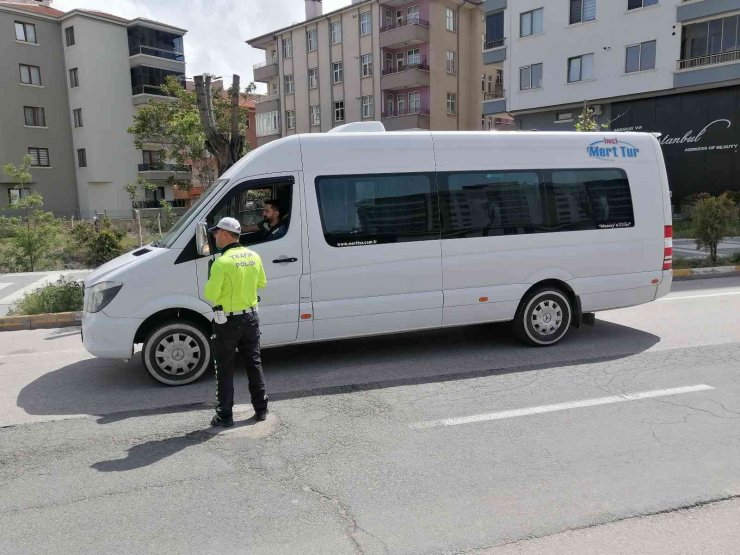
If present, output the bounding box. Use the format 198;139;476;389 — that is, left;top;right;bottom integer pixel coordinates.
0;7;78;216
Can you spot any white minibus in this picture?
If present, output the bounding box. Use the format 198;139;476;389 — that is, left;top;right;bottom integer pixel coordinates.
82;124;673;385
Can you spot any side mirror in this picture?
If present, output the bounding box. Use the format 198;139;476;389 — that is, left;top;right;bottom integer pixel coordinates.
196;221;211;256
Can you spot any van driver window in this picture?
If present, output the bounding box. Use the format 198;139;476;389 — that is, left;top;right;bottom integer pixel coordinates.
208;181;292;246
315;173;439;247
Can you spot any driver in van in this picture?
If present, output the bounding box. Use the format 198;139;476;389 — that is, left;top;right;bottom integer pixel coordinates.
243;199;289;242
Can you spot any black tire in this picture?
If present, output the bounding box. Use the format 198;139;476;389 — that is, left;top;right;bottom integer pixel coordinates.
142;320;212;385
513;288;573;347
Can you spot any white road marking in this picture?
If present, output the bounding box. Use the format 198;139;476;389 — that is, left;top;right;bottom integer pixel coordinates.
410;384;715;429
660;291;740;302
0;271;89;305
0;283;12;292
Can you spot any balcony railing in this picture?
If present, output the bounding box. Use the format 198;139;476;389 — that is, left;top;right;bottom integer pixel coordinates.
129;46;185;62
380;17;430;33
381;62;430;76
677;49;740;69
483;88;505;100
484;38;505;50
253;61;267;69
138;163;192;172
382;107;430;118
134;199;188;209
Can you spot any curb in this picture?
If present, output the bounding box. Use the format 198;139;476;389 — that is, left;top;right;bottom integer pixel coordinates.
673;265;740;281
0;311;82;332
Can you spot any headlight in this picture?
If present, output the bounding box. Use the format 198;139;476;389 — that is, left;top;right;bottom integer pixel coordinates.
84;281;123;313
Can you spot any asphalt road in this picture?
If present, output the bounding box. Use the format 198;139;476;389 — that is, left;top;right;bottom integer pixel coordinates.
0;277;738;554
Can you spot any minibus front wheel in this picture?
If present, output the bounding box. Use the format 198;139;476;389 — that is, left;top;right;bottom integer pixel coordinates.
142;320;212;385
513;287;573;347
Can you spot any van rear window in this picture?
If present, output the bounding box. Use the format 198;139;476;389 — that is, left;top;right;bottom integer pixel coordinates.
315;173;439;247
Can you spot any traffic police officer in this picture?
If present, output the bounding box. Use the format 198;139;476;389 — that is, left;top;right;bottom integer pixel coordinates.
204;217;269;427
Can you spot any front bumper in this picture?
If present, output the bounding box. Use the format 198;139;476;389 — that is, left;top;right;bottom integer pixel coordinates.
82;310;142;359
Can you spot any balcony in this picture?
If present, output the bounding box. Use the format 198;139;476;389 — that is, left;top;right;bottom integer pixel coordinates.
677;0;738;22
129;45;184;62
137;163;192;180
381;108;430;131
381;63;430;90
255;97;280;114
253;61;278;82
483;37;506;64
379;18;429;48
674;49;740;87
482;88;506;115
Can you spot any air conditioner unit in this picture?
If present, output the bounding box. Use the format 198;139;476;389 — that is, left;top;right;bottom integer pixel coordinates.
592;105;603;116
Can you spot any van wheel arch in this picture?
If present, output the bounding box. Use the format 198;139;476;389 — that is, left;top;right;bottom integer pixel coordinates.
134;308;211;345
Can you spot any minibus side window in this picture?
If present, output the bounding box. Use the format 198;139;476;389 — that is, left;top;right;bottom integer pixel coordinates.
208;180;293;246
439;171;547;238
315;173;439;247
545;169;634;231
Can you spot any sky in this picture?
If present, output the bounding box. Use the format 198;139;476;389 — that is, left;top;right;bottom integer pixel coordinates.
53;0;351;92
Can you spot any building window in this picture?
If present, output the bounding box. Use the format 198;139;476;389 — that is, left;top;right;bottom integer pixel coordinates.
446;51;457;74
331;21;342;44
130;66;184;95
271;81;279;97
23;106;45;127
568;53;594;82
626;40;656;72
311;105;321;126
485;12;504;49
446;8;456;32
69;67;79;88
271;49;278;63
307;29;318;51
361;54;373;77
308;68;319;89
256;111;280;137
19;64;41;86
284;74;294;94
315;173;439;247
334;100;345;122
681;16;739;61
409;91;421;113
65;26;75;46
555;111;574;123
519;63;543;90
282;37;292;58
361;95;374;118
73;108;83;128
332;61;343;83
15;21;37;43
628;0;658;9
77;148;87;168
360;12;372;36
446;93;457;114
570;0;596;25
142;150;162;168
407;48;421;66
127;26;184;60
520;8;544;37
286;110;296;130
407;5;420;24
9;188;31;205
27;147;50;167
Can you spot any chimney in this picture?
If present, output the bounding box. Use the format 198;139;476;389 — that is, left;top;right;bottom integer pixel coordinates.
305;0;322;20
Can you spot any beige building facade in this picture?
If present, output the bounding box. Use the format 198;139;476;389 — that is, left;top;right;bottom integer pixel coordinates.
248;0;484;146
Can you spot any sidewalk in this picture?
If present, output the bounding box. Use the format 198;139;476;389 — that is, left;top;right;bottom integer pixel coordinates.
478;496;740;554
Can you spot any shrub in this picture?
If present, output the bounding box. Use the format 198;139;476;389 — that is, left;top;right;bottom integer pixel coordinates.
69;217;125;267
693;192;737;265
9;277;83;315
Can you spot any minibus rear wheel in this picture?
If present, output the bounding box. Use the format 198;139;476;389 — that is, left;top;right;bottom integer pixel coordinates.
142;320;212;385
513;287;572;347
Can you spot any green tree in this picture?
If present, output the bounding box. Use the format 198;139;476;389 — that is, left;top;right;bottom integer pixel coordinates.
128;75;253;187
125;178;159;208
574;100;609;132
2;154;34;195
693;192;737;265
0;193;61;272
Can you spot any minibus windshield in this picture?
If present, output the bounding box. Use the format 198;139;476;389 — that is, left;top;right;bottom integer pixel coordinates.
154;179;229;248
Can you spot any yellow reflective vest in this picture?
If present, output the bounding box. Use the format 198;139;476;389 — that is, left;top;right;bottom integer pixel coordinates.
204;244;267;312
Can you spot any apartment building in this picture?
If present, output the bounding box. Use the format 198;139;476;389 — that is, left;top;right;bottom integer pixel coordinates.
0;0;188;217
482;0;740;204
248;0;485;146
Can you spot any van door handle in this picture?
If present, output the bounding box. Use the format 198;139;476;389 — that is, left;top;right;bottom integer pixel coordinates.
273;257;298;263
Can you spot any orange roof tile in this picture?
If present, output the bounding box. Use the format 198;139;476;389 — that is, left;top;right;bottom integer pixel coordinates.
0;2;64;17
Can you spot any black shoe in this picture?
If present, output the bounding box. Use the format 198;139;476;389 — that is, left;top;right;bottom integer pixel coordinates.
211;414;233;428
254;409;268;422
